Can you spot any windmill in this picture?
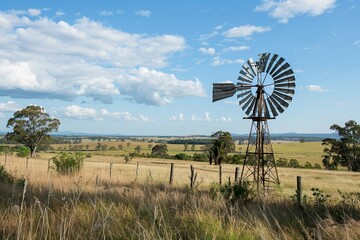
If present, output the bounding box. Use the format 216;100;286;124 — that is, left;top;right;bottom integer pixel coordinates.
212;53;295;191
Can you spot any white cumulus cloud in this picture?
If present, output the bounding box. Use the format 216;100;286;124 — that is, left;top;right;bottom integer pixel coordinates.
223;46;250;51
305;85;328;92
199;47;216;55
0;101;19;112
0;10;205;105
169;113;184;121
256;0;336;23
223;25;271;38
135;10;151;17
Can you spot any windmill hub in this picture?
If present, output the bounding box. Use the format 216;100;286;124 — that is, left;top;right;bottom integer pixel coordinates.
212;52;296;192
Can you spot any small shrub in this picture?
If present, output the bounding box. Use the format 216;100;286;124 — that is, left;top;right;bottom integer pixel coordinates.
0;165;25;186
192;153;207;162
311;187;330;205
51;152;85;175
16;146;31;158
174;153;191;160
212;180;255;204
277;158;289;167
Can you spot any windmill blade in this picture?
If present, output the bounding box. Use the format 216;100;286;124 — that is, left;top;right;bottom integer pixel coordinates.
245;97;256;115
266;98;278;117
242;65;255;79
239;69;254;81
242;95;255;112
273;90;293;102
237;90;251;99
275;82;296;89
272;62;290;79
268;95;285;113
212;83;236;102
266;54;278;74
247;58;257;76
238;75;253;83
239;92;252;105
273;69;294;81
274;76;295;84
258;53;270;73
274;87;295;95
272;92;290;108
269;57;285;76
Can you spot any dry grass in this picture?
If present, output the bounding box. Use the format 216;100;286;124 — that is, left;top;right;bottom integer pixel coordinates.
1;154;360;239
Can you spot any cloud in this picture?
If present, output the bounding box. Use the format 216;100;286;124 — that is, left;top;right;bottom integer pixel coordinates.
28;8;41;16
99;10;113;16
192;112;212;121
135;10;151;17
223;25;271;38
0;11;204;105
60;105;149;121
64;105;97;119
305;85;328;92
169;113;184;121
354;41;360;47
223;46;250;51
198;47;215;55
220;117;232;122
212;57;245;66
0;101;19;112
256;0;336;23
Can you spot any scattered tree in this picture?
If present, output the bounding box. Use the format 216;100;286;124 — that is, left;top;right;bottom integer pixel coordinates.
135;145;142;153
6;105;60;157
184;143;189;151
151;144;168;157
322;120;360;171
208;131;235;165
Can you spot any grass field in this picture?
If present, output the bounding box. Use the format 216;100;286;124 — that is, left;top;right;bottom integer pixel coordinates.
52;140;325;165
1;141;360;239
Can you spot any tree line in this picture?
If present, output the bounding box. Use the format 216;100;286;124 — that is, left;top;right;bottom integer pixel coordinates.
2;105;360;172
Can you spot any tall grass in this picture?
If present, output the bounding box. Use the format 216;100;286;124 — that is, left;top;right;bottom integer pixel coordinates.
1;173;360;239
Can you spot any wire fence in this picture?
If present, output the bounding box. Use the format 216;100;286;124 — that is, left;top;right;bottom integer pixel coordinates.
1;155;242;189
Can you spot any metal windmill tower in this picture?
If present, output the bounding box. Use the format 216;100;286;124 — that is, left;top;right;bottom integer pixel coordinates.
212;53;295;191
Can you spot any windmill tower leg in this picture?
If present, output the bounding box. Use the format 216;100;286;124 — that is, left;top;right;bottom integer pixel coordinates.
240;118;280;192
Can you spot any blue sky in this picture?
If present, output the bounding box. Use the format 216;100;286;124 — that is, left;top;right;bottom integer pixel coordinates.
0;0;359;135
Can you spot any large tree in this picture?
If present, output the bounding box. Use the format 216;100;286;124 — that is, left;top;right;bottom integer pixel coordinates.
6;105;60;158
322;120;360;171
206;131;235;165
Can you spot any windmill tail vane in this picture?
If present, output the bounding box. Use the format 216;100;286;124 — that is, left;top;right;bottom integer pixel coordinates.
212;52;296;192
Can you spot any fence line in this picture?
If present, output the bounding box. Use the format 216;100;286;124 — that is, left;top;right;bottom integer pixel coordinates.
1;156;244;187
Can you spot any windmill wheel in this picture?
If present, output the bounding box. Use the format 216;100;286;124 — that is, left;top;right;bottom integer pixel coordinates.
237;53;295;118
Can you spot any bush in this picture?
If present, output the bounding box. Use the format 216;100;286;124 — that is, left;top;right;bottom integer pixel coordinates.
16;146;31;158
174;153;191;160
192;153;207;162
277;158;289;167
0;165;25;186
289;159;301;168
212;180;255;204
229;154;245;164
51;152;85;175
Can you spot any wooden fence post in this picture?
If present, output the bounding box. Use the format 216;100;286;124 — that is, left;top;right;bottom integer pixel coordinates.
26;157;29;170
296;176;302;207
136;162;139;177
234;167;239;182
5;153;7;166
109;163;113;178
190;165;194;190
169;163;174;185
219;165;222;185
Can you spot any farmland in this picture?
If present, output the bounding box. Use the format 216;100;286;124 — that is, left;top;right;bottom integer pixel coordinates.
1;140;360;239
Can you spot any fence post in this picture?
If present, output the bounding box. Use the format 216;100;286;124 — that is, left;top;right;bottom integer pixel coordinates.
96;175;100;186
190;165;194;190
296;176;302;207
26;157;29;170
136;162;139;177
169;163;174;185
109;163;113;178
219;165;222;185
5;153;7;166
234;167;239;182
